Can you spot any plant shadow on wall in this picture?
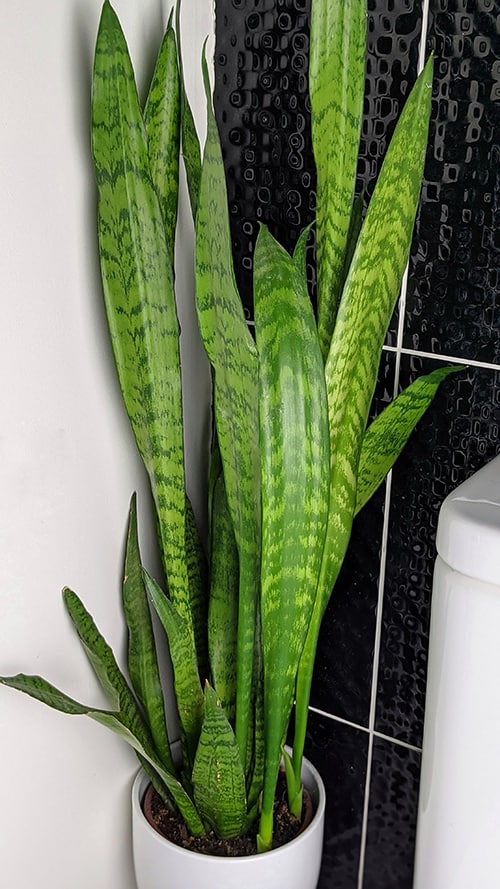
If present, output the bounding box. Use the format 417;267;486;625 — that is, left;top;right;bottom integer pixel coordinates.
0;0;461;874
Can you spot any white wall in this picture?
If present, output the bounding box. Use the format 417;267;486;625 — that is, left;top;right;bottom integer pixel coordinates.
0;1;212;886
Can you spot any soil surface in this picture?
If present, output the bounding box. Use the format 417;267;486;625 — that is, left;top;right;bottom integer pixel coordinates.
143;773;311;857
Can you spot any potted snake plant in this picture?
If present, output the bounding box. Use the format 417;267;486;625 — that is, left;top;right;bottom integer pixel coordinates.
0;0;458;886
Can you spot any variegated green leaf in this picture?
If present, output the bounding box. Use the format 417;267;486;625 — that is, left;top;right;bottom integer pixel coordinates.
310;0;367;361
144;570;204;772
355;365;462;515
254;226;329;851
122;494;174;771
62;587;152;746
0;672;204;834
320;55;434;614
292;56;434;791
176;0;202;219
195;54;260;763
185;496;209;679
92;2;193;643
192;684;246;838
208;468;239;723
144;11;180;264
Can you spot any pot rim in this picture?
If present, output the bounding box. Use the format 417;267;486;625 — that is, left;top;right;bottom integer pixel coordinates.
132;752;326;863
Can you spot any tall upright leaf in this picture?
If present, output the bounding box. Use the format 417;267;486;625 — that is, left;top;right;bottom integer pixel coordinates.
292;56;434;782
310;0;366;361
144;11;181;264
254;227;329;851
176;0;202;220
195;56;260;764
92;3;193;641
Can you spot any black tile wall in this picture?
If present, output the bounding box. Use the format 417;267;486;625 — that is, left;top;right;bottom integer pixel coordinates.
376;357;500;747
303;712;369;889
404;0;500;363
213;0;499;886
363;738;421;889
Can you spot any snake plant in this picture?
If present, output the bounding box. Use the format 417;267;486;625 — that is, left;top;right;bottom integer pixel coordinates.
1;0;459;854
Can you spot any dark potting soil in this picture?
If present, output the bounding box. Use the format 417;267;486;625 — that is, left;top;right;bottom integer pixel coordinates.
143;773;311;857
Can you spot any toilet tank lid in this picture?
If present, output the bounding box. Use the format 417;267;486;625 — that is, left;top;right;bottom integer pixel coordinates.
437;454;500;586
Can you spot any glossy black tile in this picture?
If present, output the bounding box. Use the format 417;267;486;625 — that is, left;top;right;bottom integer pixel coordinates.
214;0;315;319
311;352;396;727
303;712;368;889
404;0;499;362
376;356;500;746
362;737;421;889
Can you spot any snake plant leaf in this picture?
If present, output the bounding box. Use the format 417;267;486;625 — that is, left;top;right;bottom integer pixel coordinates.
144;569;204;772
310;0;367;361
355;365;462;516
122;495;174;772
176;0;202;220
144;10;180;265
254;226;330;851
207;468;239;723
320;54;434;612
92;2;193;643
184;496;209;679
192;684;247;838
62;587;155;744
292;56;434;789
0;672;204;834
195;52;260;763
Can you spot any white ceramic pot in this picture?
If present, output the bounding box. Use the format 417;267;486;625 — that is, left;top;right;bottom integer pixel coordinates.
132;755;325;889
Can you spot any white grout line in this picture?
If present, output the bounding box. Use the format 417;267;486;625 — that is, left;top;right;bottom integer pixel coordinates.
308;705;370;735
357;472;395;887
373;730;422;755
307;705;423;755
383;344;500;372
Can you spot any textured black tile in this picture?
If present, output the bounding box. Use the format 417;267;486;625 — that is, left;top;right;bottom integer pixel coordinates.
311;352;396;726
360;0;424;345
214;0;315;318
362;737;421;889
302;712;368;889
404;0;499;362
375;355;500;746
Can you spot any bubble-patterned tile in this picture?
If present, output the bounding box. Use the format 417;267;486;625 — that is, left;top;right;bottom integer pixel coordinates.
214;0;315;319
302;712;368;889
404;0;499;362
375;356;500;746
362;737;421;889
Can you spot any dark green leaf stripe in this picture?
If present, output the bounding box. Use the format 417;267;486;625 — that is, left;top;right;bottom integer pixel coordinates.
92;3;193;642
144;16;181;265
122;495;173;771
254;226;329;850
310;0;366;361
355;365;462;515
195;54;260;763
192;685;246;838
144;570;204;772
